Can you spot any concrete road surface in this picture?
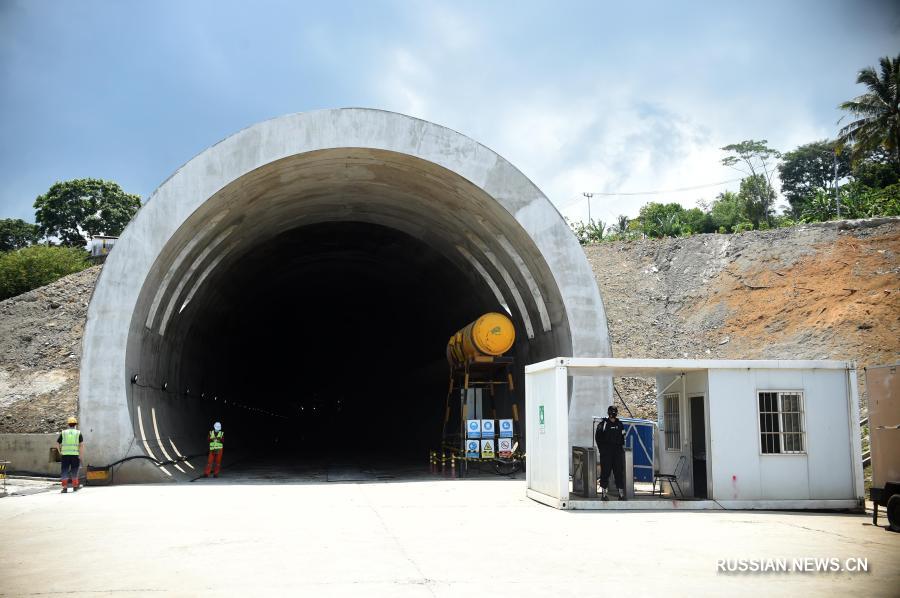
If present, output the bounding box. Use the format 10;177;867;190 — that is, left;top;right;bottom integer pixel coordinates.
1;477;898;597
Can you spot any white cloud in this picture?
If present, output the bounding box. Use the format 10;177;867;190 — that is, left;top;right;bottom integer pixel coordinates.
379;48;432;118
369;4;843;226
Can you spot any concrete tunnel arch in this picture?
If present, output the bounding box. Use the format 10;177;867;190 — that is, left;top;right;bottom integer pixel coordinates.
79;108;612;481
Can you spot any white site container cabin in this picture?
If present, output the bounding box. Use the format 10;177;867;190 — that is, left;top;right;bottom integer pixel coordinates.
89;235;117;259
525;357;864;510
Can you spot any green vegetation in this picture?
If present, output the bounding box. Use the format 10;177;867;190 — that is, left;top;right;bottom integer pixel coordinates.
720;140;781;229
838;54;900;166
778;141;851;217
0;218;41;252
34;178;141;247
568;219;607;244
0;245;91;301
568;54;900;245
0;178;141;299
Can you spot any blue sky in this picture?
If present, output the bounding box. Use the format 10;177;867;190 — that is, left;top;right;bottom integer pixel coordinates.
1;0;898;225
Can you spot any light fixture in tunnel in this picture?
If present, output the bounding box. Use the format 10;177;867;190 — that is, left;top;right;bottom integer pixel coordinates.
131;374;138;385
162;382;168;391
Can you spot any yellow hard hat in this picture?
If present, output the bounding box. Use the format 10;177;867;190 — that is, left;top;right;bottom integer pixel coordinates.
67;416;78;425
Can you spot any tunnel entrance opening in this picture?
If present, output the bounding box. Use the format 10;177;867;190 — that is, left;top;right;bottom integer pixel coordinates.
191;221;506;471
83;110;611;483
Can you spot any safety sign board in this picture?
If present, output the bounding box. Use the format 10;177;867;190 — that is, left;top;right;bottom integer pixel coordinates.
466;439;480;459
481;439;495;458
498;437;513;457
539;405;546;434
498;419;513;438
481;419;495;437
466;419;481;438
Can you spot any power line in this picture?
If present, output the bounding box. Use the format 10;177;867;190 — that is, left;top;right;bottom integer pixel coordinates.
559;176;743;211
585;177;744;197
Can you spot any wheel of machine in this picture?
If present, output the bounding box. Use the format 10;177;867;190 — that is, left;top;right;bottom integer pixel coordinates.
492;458;521;476
887;495;900;532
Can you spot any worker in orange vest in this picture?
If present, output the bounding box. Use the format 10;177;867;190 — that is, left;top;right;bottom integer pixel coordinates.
204;421;224;478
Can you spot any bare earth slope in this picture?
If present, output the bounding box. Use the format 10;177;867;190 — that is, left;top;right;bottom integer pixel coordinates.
1;219;898;431
0;266;101;432
587;218;900;418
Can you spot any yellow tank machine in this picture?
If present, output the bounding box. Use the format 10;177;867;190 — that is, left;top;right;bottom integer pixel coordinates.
437;312;522;476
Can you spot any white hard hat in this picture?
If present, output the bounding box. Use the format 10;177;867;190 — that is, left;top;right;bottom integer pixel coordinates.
213;422;222;431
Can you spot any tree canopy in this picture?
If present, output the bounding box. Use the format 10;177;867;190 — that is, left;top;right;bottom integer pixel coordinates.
778;141;851;217
851;148;900;189
709;191;747;233
838;54;900;166
33;178;141;247
638;202;684;237
737;174;777;227
721;140;781;227
0;218;40;252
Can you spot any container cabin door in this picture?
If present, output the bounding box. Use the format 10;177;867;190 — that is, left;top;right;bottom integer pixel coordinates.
690;395;708;499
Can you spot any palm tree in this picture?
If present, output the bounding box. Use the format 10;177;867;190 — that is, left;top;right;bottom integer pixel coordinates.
838;54;900;166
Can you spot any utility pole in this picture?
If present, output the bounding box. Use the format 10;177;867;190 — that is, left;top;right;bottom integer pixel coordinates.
833;148;840;219
834;116;845;220
583;192;594;223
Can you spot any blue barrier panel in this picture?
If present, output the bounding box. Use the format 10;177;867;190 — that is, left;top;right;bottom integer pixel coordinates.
621;417;656;482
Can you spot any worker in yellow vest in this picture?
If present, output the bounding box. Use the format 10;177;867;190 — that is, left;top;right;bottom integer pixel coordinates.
204;422;224;478
56;416;83;493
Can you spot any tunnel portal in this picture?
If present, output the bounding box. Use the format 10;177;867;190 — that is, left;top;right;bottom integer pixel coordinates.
79;109;611;481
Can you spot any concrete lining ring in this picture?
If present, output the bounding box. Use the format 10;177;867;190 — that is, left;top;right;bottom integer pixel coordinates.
79;108;612;480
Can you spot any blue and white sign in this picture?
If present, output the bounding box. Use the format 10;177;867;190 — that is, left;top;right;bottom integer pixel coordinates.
498;419;513;438
466;439;480;459
466;419;481;439
481;419;495;437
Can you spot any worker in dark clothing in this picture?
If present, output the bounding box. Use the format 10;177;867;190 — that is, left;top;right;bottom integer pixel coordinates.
595;405;626;501
57;416;84;493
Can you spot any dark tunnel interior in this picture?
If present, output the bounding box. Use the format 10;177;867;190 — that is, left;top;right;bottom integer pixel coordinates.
104;142;590;483
177;222;513;467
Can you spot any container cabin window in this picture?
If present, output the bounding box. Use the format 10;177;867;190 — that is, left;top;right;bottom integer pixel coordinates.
758;391;804;454
663;393;681;451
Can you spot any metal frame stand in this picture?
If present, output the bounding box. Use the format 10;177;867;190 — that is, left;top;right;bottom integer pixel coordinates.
438;356;520;476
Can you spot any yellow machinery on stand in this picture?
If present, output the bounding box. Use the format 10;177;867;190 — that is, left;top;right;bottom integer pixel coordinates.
437;312;524;476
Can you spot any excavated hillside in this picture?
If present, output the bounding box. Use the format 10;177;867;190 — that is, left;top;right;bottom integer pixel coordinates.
588;218;900;418
0;266;101;433
0;218;898;431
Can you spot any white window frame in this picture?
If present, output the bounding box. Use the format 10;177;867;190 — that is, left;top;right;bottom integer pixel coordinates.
757;390;806;455
663;393;681;451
